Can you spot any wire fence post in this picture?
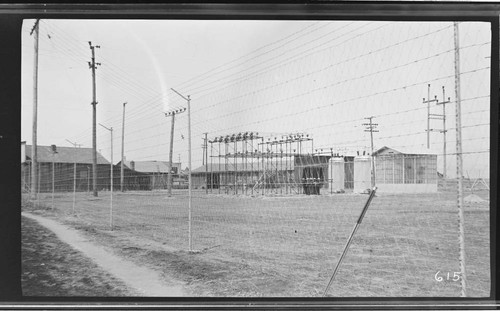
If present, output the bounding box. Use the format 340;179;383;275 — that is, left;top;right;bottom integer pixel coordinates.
453;21;467;297
99;123;114;231
66;139;80;215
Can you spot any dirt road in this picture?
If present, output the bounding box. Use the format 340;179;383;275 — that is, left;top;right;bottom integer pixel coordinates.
22;212;186;297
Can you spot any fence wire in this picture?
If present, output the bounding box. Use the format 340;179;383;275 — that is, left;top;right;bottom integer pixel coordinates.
22;20;491;297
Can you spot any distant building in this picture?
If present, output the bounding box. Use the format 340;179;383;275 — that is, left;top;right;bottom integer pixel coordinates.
21;142;110;193
373;146;438;193
117;160;184;190
191;162;265;190
192;155;332;194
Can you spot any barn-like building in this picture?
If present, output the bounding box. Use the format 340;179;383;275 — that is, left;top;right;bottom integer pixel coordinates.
117;160;185;190
21;142;111;193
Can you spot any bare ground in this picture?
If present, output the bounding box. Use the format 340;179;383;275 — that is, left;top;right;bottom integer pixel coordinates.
21;185;491;297
21;215;133;296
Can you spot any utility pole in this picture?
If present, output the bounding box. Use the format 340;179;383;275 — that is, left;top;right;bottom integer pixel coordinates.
435;87;451;187
423;84;439;149
88;41;101;197
363;116;378;187
50;145;57;209
454;21;467;297
30;19;40;199
121;102;127;192
165;106;186;197
204;132;208;194
66;139;81;215
99;123;114;231
171;88;192;252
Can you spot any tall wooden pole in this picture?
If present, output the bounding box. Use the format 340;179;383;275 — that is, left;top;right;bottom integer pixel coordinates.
89;42;100;197
436;87;450;189
187;95;192;251
454;21;467;297
30;19;40;199
121;102;127;192
204;132;208;194
168;113;176;197
442;87;447;183
170;88;192;251
166;107;185;197
427;84;431;148
110;128;113;229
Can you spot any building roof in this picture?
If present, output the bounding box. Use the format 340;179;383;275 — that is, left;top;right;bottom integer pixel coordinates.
121;160;181;173
25;145;110;165
373;146;438;156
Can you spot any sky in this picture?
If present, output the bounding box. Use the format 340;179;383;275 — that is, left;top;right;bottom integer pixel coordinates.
21;19;491;178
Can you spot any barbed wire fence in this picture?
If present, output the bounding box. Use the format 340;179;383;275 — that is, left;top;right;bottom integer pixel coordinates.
22;20;491;297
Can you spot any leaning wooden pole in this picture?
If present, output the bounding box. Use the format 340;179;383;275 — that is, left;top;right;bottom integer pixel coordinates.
323;187;377;297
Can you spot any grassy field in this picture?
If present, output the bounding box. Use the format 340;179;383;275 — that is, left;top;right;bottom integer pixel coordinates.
22;186;490;297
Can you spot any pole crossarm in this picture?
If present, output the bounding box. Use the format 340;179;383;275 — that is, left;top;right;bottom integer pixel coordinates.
165;107;186;116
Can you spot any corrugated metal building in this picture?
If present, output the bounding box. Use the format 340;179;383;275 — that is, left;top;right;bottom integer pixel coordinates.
373;146;438;193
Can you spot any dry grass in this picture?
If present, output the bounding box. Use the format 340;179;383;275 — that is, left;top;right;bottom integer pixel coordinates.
23;186;491;297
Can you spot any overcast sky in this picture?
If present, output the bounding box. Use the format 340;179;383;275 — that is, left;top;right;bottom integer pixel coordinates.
21;19;491;177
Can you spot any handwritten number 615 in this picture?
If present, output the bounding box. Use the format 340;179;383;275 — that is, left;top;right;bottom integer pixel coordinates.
435;271;461;282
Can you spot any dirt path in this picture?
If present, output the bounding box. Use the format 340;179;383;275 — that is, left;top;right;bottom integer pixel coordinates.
22;212;186;297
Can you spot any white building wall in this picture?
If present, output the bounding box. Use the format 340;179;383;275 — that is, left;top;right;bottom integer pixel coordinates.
21;141;26;163
328;157;345;192
354;156;371;193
